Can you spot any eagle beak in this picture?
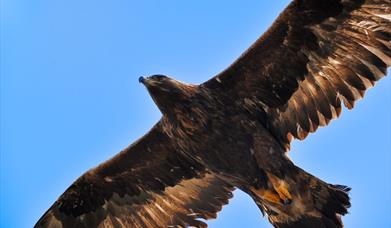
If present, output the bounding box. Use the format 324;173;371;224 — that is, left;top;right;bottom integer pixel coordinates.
139;76;159;87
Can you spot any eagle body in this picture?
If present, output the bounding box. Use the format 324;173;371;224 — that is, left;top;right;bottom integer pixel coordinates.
157;85;279;181
36;0;390;227
144;78;349;227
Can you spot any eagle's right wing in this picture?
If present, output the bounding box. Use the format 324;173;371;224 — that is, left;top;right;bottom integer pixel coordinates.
203;0;390;151
35;122;234;228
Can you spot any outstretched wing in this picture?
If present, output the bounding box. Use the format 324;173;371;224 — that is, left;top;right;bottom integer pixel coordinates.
35;122;234;228
204;0;390;150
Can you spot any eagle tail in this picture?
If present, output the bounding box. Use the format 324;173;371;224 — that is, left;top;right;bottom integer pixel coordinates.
252;167;351;228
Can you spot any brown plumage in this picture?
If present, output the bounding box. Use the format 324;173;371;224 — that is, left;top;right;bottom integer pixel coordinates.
35;0;390;227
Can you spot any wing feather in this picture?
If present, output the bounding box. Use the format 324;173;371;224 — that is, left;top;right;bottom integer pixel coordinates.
204;0;390;150
35;122;234;228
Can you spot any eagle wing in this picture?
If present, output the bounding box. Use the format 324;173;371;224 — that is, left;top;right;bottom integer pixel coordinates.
203;0;390;150
35;122;234;228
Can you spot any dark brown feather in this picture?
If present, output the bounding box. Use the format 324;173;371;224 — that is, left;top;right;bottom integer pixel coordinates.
34;123;234;228
36;1;390;227
204;0;390;149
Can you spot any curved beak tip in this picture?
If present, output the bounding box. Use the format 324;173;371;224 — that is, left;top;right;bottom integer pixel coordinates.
138;76;145;84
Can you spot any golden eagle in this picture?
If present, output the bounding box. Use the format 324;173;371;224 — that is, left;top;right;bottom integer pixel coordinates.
36;0;390;227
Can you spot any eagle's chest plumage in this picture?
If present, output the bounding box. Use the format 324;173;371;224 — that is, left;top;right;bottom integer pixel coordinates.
161;96;285;185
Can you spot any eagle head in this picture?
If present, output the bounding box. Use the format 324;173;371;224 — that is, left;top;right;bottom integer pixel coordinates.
139;75;197;116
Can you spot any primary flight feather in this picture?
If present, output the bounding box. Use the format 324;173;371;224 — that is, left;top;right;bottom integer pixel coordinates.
36;0;390;227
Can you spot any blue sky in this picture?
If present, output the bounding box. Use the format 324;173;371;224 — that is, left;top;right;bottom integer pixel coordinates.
1;0;390;227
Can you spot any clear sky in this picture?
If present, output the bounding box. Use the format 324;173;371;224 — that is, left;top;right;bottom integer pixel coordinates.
1;0;390;227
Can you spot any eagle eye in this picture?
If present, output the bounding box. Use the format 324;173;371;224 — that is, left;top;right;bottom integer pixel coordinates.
150;75;167;80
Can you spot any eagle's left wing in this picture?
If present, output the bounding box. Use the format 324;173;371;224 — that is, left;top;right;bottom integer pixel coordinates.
35;122;234;228
203;0;390;151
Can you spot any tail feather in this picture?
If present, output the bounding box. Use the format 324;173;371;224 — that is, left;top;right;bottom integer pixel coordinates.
250;167;351;228
274;215;342;228
327;184;351;214
311;183;351;225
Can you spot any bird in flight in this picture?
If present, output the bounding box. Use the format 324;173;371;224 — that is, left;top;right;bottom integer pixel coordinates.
35;0;390;227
